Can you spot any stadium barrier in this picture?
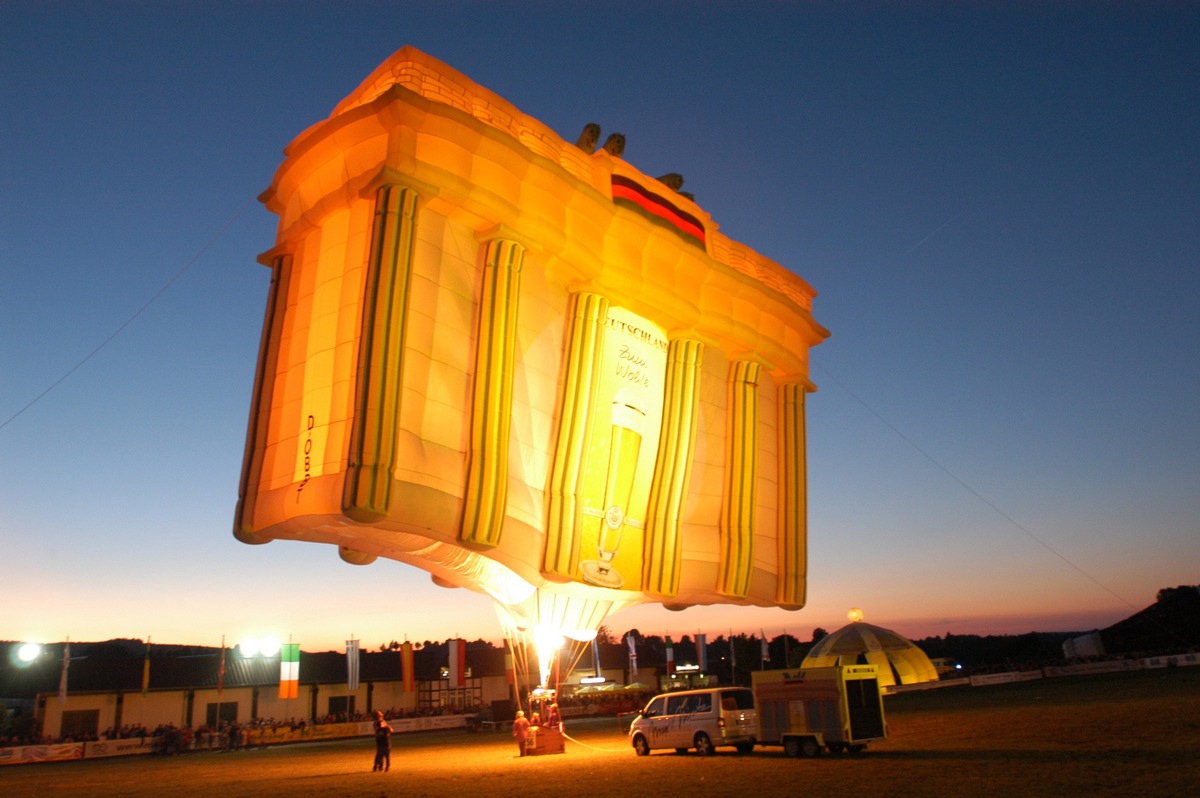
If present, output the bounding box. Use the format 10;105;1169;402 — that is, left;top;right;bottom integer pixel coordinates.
0;714;471;766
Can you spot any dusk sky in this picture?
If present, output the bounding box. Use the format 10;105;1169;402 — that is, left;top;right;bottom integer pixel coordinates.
3;2;1197;654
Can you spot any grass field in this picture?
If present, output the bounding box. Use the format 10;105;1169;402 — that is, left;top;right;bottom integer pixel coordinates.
3;668;1197;797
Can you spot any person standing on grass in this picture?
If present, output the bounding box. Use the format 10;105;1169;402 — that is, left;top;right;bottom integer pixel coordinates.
372;711;393;772
512;710;530;757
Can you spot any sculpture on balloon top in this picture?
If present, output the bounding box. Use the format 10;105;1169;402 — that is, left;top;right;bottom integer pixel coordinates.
234;47;828;662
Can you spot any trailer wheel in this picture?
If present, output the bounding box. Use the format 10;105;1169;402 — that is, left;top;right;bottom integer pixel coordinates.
693;732;714;756
735;742;755;754
674;747;688;755
848;744;866;754
785;737;821;758
632;734;650;757
828;742;845;753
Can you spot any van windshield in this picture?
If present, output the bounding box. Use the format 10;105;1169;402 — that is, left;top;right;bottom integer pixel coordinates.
719;689;755;710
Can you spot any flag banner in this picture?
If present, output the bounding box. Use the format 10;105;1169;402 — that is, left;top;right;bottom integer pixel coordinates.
729;629;737;672
626;634;638;677
696;633;708;672
505;648;515;686
401;642;415;694
280;643;300;699
58;641;70;704
449;638;466;688
346;639;360;691
761;630;770;663
142;640;151;696
665;635;675;676
218;641;226;695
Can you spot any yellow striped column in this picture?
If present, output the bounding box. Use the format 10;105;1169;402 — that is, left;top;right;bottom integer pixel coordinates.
642;338;705;597
461;236;525;548
775;382;807;607
342;182;421;523
543;292;610;579
234;251;293;544
718;360;760;598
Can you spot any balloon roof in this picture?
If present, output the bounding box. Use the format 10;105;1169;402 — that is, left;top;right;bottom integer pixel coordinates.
801;621;938;688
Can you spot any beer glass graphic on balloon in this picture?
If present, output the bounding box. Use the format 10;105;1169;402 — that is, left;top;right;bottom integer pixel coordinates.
580;397;646;589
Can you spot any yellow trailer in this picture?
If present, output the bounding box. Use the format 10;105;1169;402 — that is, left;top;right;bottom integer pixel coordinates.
751;665;887;757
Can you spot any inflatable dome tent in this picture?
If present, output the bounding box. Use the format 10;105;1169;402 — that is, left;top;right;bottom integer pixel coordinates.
802;618;939;689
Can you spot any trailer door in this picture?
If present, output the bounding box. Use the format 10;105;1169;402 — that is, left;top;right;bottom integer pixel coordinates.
843;677;884;740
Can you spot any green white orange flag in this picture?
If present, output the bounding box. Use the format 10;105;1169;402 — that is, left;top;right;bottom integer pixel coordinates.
280;643;300;699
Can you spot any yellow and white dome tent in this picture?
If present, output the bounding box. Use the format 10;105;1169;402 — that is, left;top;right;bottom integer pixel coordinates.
801;610;939;689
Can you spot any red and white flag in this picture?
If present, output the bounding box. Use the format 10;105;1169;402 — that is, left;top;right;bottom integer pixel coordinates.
218;637;226;695
58;640;70;704
448;638;466;688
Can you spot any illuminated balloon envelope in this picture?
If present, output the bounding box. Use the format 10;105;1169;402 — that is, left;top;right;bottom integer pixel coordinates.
234;46;828;644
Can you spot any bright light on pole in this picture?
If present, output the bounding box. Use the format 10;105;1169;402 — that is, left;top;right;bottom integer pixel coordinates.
17;643;41;663
239;636;282;658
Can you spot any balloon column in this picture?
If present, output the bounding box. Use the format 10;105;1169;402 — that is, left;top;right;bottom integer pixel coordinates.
235;47;828;676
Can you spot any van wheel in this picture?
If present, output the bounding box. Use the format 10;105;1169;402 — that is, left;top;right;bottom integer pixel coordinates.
694;732;714;756
632;734;650;757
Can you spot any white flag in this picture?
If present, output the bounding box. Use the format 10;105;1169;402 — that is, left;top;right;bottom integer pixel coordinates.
346;639;360;691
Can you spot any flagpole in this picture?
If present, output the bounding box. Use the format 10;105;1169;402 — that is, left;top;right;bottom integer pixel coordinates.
729;629;736;685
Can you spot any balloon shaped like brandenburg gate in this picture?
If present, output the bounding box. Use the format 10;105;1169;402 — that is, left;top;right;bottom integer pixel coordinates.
234;47;829;642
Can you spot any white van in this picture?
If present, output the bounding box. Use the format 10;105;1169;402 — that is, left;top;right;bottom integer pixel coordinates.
629;687;757;756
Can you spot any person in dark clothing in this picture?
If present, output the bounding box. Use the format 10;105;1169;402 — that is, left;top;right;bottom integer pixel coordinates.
372;711;393;772
512;710;530;757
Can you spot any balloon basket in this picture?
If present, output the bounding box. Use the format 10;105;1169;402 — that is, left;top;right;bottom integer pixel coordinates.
524;726;565;756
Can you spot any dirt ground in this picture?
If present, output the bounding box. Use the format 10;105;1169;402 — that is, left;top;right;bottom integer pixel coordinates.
3;668;1198;797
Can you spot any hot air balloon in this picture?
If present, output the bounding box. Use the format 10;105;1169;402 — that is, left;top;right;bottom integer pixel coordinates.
234;47;828;686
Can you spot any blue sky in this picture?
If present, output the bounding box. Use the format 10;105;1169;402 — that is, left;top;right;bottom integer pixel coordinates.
2;1;1197;652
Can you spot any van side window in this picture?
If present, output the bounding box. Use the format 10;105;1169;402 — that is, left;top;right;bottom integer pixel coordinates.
645;697;666;716
720;689;755;710
694;696;711;713
666;695;692;715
